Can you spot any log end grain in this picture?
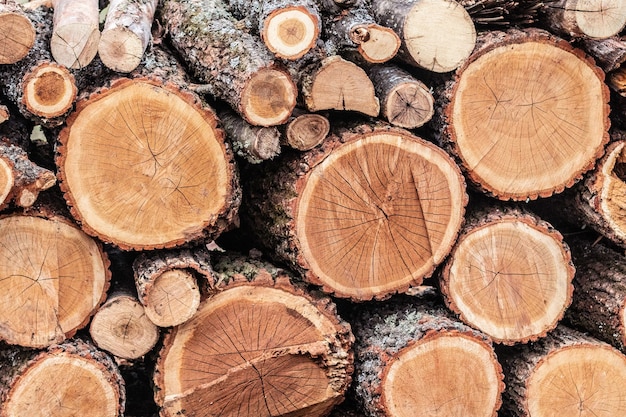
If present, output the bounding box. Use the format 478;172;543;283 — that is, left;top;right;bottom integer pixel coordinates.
352;24;400;63
284;112;330;150
242;67;297;126
98;27;145;73
0;156;14;208
143;269;201;327
50;23;100;69
262;5;320;60
22;62;76;120
0;9;36;64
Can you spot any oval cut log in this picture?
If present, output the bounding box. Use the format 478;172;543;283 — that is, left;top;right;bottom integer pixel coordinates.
541;0;626;39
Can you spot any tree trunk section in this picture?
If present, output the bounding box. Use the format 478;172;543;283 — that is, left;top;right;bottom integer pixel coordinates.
56;77;240;250
439;28;610;200
281;108;330;151
500;325;626;417
440;205;575;344
0;0;35;64
541;0;626;39
0;338;125;417
98;0;158;73
154;254;354;417
242;124;467;300
580;36;626;73
159;0;297;126
351;296;503;417
50;0;100;69
609;66;626;96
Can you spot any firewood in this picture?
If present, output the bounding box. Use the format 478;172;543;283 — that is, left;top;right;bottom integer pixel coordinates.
438;28;610;200
368;64;434;129
501;325;626;417
459;0;541;27
0;338;125;416
159;0;297;126
243;124;467;300
154;253;354;417
132;247;214;327
370;0;477;72
0;0;35;64
580;36;626;73
351;296;504;417
541;0;626;39
281;108;330;151
440;205;575;344
98;0;159;73
50;0;100;69
609;67;626;96
0;212;110;348
56;78;240;250
301;55;380;116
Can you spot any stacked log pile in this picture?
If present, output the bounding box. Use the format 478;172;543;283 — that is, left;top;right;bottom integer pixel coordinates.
0;0;625;416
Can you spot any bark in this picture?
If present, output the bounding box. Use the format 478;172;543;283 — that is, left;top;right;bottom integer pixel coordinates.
158;0;297;126
541;0;626;39
98;0;159;73
459;0;541;27
0;338;125;417
50;0;100;69
440;205;575;344
154;253;354;417
0;0;35;64
351;296;503;417
281;108;330;151
242;123;467;300
580;36;626;73
500;325;626;417
438;28;610;200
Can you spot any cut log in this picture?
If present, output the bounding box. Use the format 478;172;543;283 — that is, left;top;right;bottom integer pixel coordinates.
50;0;100;69
159;0;297;126
580;36;626;73
0;0;35;64
281;108;330;151
301;55;380;116
154;254;354;417
440;205;575;344
89;292;160;360
541;0;626;39
242;124;467;300
439;28;610;200
56;77;240;250
0;212;110;348
351;296;504;417
500;325;626;417
368;64;434;129
609;67;626;96
226;0;321;60
98;0;159;73
459;0;541;27
0;338;125;417
370;0;476;72
133;247;214;327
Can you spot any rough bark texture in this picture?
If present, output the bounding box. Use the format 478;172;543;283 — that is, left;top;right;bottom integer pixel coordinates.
581;36;626;73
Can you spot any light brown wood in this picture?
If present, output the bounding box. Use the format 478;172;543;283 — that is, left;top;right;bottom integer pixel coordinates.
0;0;35;64
261;3;320;60
22;62;76;119
542;0;626;39
609;67;626;96
50;0;100;69
282;110;329;150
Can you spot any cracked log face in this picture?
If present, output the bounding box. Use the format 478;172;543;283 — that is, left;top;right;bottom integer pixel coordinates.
155;283;353;417
0;6;35;64
295;129;466;300
0;214;110;348
445;30;610;200
57;78;237;250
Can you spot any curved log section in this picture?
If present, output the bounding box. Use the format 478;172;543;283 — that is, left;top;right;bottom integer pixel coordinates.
351;297;503;417
154;254;354;417
0;339;125;417
0;0;35;64
501;325;626;417
56;78;240;250
0;213;110;348
440;28;610;200
441;206;575;344
50;0;100;69
243;124;467;300
542;0;626;39
282;109;330;151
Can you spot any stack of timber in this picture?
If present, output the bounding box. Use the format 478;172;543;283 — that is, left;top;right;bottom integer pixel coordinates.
0;0;625;416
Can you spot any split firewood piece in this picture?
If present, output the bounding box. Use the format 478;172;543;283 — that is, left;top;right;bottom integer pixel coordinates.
226;0;321;60
0;141;56;210
133;247;214;327
321;5;400;63
56;78;240;250
439;28;610;200
50;0;100;69
580;36;626;73
500;325;626;417
541;0;626;39
0;338;125;416
440;205;575;344
563;239;626;352
351;296;504;417
0;213;110;348
243;124;467;300
301;55;380;116
154;254;354;417
89;292;160;360
160;0;297;126
216;105;281;164
370;0;476;72
0;0;35;64
281;108;330;150
368;64;434;129
98;0;158;73
0;6;77;127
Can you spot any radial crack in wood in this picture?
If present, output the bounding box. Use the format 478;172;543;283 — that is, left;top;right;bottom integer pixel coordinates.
542;0;626;39
0;0;35;64
50;0;100;69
